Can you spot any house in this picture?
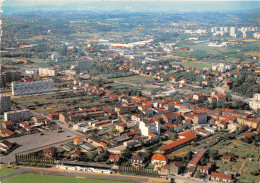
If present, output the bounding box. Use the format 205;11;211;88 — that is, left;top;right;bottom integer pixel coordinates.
197;165;211;175
2;121;14;131
73;138;83;145
151;154;168;166
109;155;120;163
0;140;12;152
237;118;259;128
195;128;211;136
193;94;206;101
139;117;161;136
216;94;226;102
188;150;205;170
184;112;207;124
161;112;182;123
116;123;127;133
202;80;209;86
131;155;144;165
69;149;82;159
159;130;197;154
131;114;144;124
161;164;170;175
169;77;177;83
210;172;234;183
208;96;217;103
42;148;55;158
222;155;232;163
179;79;187;84
32;115;48;124
169;161;182;175
0;128;15;138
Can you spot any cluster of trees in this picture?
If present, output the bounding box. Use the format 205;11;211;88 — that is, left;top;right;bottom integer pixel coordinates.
169;71;203;83
15;154;54;167
119;166;159;177
205;100;250;110
231;72;259;98
94;150;110;162
241;133;260;144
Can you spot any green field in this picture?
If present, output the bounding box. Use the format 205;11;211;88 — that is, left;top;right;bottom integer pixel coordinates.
179;61;214;69
3;174;132;183
12;92;106;114
0;166;18;177
111;75;156;85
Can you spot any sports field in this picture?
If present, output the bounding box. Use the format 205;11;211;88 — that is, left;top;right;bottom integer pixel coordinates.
3;173;132;183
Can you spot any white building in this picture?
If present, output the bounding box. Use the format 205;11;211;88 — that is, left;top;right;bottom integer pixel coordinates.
11;80;54;96
39;68;57;76
4;109;31;123
0;94;11;115
253;32;260;39
249;93;260;111
139;118;160;136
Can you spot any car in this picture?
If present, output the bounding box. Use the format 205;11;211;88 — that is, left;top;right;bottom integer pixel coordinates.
40;133;44;135
67;135;71;137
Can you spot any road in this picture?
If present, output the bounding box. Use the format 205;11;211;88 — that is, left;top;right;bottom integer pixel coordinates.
1;105;84;163
0;167;149;183
167;174;212;183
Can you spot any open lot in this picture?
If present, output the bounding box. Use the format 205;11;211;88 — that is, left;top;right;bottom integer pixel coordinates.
2;173;132;183
111;75;157;85
12;92;106;114
1;129;78;163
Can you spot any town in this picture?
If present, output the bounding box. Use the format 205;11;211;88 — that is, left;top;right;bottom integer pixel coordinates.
0;2;259;183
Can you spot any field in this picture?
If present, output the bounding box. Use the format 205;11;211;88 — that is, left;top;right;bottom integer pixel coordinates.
12;92;106;114
111;75;156;85
179;61;214;69
2;174;133;183
0;166;18;177
210;139;260;182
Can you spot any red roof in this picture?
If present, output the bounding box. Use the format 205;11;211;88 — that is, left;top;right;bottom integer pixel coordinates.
211;172;232;180
160;130;197;151
151;154;168;161
109;155;119;160
189;151;205;166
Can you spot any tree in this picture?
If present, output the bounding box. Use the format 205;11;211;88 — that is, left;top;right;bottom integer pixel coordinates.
209;150;219;160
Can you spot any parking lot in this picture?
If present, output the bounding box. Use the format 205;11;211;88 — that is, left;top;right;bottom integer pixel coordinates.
1;128;79;163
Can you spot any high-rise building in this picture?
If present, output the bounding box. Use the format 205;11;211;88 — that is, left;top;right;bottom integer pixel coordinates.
0;94;11;114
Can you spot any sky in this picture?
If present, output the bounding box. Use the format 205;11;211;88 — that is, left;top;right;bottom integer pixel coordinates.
3;0;260;15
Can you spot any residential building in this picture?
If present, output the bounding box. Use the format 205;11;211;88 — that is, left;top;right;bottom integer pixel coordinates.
0;140;12;152
151;154;168;166
139;117;160;136
4;109;31;123
210;172;234;183
39;68;57;76
0;94;11;114
11;79;54;96
169;161;181;175
131;155;144;165
249;93;260;110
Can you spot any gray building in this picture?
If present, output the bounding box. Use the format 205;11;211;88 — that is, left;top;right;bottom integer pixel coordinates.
0;94;11;114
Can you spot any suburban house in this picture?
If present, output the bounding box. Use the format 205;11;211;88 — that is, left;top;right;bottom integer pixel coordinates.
131;155;144;165
0;140;12;152
73;138;84;145
210;172;234;183
109;155;120;163
151;154;168;166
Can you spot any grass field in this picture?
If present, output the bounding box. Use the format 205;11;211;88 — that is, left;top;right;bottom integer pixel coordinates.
112;75;156;85
2;174;133;183
0;166;18;177
12;92;106;114
180;61;214;69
